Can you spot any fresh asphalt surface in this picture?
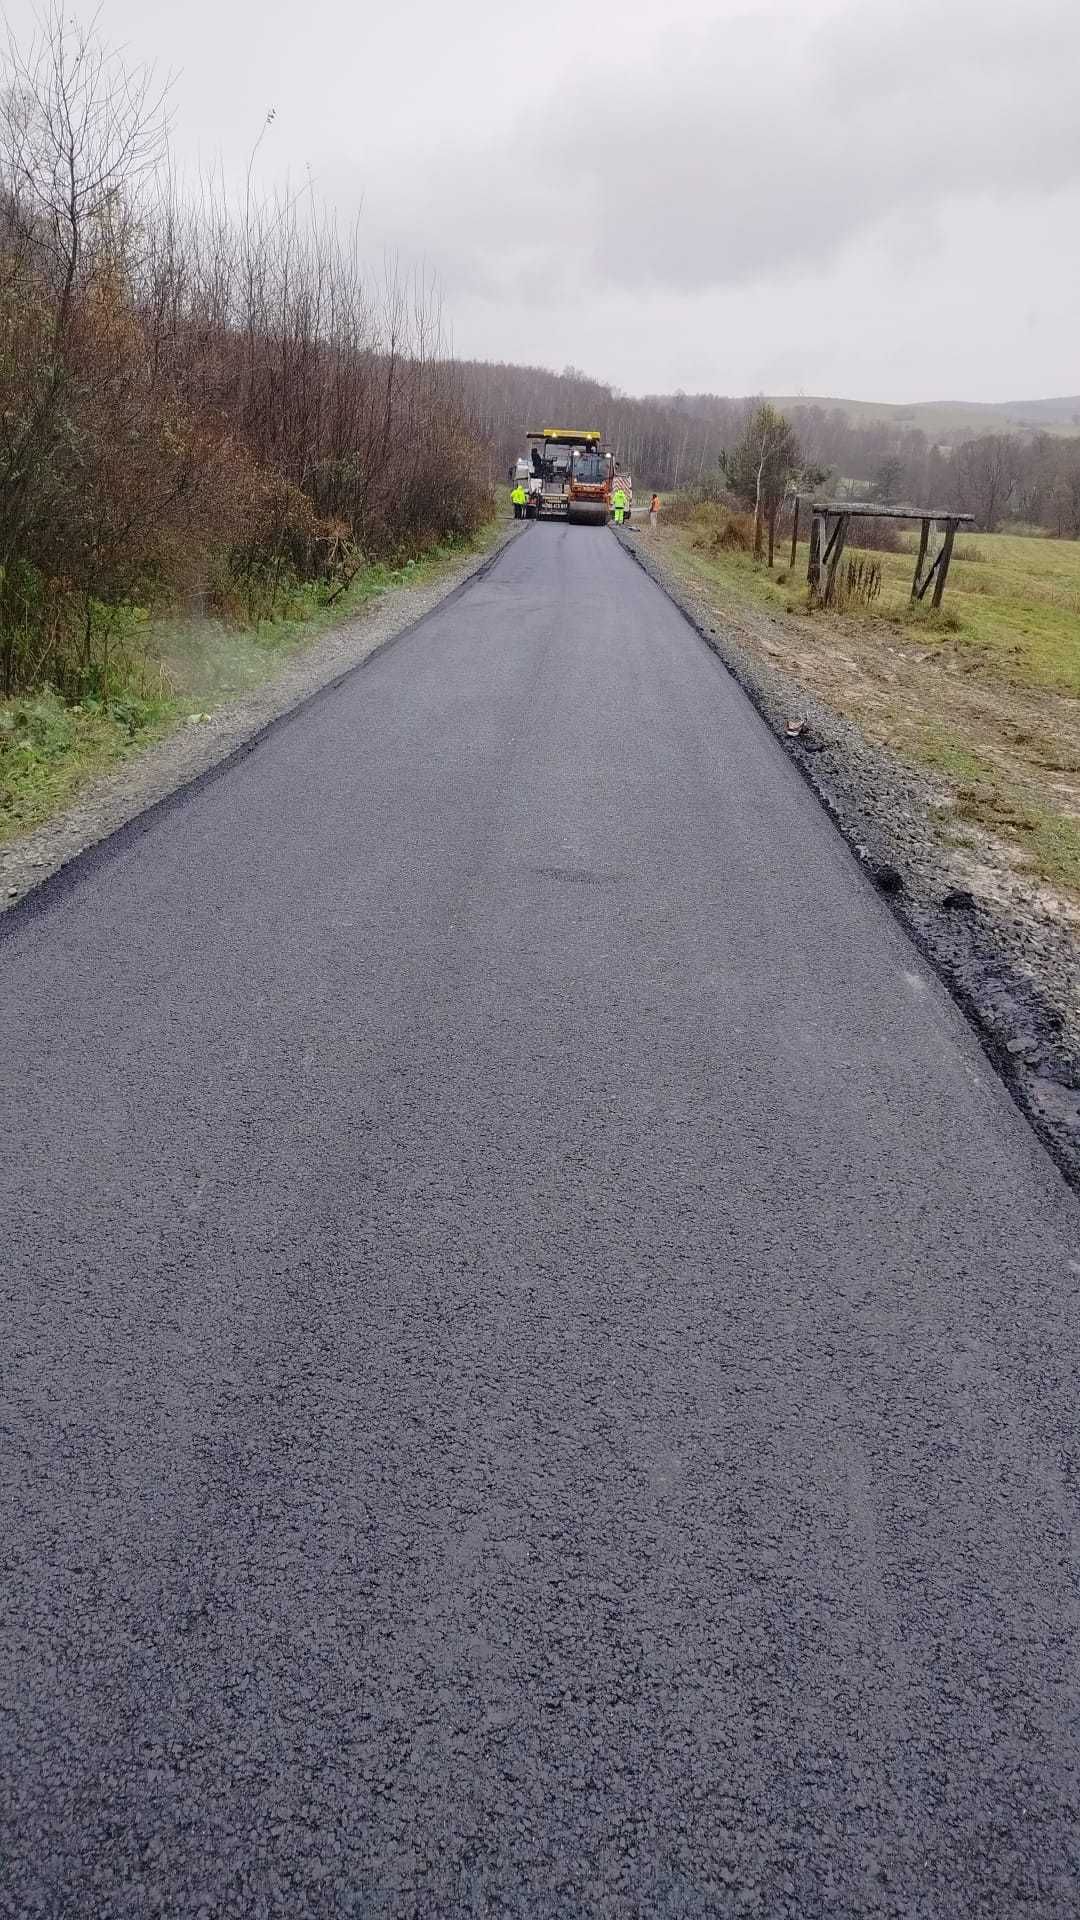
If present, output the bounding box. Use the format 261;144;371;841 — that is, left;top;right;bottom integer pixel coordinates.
4;524;1080;1918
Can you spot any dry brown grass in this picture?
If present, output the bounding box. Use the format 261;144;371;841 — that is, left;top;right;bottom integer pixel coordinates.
689;508;755;553
656;523;1080;914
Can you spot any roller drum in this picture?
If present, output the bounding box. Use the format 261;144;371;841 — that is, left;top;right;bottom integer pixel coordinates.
566;500;609;527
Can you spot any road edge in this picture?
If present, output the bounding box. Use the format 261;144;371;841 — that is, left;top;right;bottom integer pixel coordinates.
614;527;1080;1199
1;525;525;929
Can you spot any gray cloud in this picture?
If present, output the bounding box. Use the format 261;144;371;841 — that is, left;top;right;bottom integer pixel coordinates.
4;0;1077;395
387;0;1080;299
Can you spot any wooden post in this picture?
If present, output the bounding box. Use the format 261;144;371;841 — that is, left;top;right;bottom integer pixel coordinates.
804;501;968;608
808;511;823;592
822;513;850;605
912;517;931;600
932;519;958;609
789;497;800;572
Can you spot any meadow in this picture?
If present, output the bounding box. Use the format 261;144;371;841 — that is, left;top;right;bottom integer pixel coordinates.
656;509;1080;902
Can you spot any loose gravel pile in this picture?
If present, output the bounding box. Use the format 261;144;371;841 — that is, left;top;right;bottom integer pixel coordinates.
619;529;1080;1193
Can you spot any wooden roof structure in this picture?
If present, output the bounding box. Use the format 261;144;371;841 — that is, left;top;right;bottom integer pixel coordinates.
810;500;974;523
790;498;974;608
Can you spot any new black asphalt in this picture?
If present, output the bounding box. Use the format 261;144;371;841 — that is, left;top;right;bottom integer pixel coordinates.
3;525;1079;1917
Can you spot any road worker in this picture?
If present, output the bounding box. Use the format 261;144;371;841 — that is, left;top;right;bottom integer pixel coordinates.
650;492;660;528
511;483;528;520
612;485;628;527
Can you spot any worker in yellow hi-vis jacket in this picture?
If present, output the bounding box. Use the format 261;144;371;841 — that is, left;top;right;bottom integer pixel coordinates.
612;487;627;527
511;484;528;520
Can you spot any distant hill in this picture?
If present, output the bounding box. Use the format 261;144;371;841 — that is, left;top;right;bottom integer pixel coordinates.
767;395;1080;438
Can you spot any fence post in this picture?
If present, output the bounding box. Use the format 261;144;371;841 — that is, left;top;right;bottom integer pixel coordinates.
808;511;823;592
932;520;958;609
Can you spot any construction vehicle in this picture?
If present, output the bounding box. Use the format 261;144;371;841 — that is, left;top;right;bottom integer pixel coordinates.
523;430;615;526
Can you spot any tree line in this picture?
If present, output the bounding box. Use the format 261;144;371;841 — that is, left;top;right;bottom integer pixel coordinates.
3;8;1076;708
456;360;747;496
782;409;1080;536
0;8;490;697
457;360;1080;537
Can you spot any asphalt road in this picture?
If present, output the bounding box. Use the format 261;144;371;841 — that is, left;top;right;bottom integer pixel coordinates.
3;524;1079;1918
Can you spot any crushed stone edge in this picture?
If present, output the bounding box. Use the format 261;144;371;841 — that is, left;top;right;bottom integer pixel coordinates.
615;527;1080;1200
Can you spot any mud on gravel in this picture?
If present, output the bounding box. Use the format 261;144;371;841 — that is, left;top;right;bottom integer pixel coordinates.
619;529;1080;1196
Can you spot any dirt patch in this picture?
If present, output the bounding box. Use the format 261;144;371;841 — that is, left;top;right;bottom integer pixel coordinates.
0;524;523;913
621;526;1080;1195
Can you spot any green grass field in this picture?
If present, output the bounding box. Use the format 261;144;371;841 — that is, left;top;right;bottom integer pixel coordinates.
658;511;1080;901
876;533;1080;696
670;515;1080;694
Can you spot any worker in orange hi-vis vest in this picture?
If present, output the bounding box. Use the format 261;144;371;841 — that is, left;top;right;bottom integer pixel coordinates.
650;493;660;528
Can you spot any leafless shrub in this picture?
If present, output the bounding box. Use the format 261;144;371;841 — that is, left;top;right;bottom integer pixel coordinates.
0;6;489;697
847;519;905;554
669;488;742;529
710;512;755;551
834;555;882;609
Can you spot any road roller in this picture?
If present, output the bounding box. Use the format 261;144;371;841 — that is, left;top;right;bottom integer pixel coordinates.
523;429;614;526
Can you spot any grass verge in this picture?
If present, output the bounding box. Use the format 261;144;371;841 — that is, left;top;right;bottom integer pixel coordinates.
0;522;504;847
653;511;1080;906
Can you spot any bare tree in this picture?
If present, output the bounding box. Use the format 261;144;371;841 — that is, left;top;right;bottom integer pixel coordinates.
955;434;1023;532
721;403;806;561
0;5;169;606
0;8;492;697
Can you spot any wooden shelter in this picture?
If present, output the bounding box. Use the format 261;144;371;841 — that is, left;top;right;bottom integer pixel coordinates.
791;500;974;608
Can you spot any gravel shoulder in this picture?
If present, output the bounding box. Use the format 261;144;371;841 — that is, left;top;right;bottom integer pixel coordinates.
0;523;522;914
619;527;1080;1193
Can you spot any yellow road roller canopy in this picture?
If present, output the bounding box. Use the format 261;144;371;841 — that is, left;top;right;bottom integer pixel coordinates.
526;429;602;447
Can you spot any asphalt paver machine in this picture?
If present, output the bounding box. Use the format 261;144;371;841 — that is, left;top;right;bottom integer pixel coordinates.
524;429;614;526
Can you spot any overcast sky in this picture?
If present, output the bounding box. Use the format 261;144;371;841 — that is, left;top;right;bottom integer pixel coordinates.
6;0;1079;399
